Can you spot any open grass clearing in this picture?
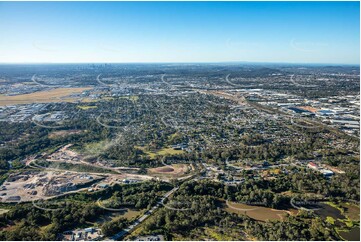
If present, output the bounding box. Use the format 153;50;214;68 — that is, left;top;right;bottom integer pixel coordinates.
0;208;9;215
77;105;98;110
119;95;139;101
81;140;111;156
136;146;185;159
96;209;145;224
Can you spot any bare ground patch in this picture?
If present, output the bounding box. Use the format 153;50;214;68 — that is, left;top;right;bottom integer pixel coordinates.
0;87;92;106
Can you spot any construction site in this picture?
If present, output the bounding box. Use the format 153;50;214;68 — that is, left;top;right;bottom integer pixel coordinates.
0;171;103;202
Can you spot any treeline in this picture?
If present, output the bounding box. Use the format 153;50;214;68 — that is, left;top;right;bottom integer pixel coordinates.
60;180;173;209
101;217;128;237
176;175;359;208
177;179;289;209
139;195;245;240
0;202;103;240
198;132;349;163
245;211;338;240
137;184;339;241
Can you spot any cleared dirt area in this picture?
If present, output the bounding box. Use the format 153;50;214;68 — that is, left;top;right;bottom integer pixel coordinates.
148;164;190;178
159;167;174;172
0;170;102;202
0;87;92;105
344;203;360;221
298;106;319;113
202;90;247;105
48;130;85;139
225;200;298;221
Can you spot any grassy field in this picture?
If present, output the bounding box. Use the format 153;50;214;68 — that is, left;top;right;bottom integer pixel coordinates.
203;226;246;241
96;209;145;224
81;140;111;156
151;148;185;158
119;95;139;101
136;146;185;159
77;105;98;110
0;87;92;105
0;209;9;215
121;209;145;220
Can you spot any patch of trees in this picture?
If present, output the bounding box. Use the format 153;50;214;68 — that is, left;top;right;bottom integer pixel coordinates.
140;195;245;240
139;185;340;241
245;211;339;240
176;173;360;209
101;217;128;237
178;179;290;209
0;160;9;170
0;202;103;240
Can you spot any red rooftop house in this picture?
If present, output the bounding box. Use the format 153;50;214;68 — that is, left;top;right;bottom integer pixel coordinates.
307;162;318;170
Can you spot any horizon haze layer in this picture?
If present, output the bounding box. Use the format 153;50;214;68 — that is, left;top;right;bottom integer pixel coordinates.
0;1;359;64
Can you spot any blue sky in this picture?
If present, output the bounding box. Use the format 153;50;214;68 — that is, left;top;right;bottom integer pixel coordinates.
0;1;359;64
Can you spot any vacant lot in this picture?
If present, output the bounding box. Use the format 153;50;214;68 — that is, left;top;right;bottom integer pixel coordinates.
148;164;190;178
225;200;297;221
136;146;185;159
95;209;145;224
344;203;360;221
48;129;85;139
0;87;92;106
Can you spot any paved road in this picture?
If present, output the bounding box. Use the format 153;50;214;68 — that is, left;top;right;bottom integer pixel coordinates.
96;74;109;86
161;74;171;87
31;74;46;87
109;187;179;241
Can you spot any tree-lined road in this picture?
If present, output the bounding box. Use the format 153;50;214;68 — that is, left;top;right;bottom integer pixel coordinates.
109;187;179;240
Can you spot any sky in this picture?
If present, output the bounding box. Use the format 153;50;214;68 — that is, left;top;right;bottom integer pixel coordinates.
0;1;359;64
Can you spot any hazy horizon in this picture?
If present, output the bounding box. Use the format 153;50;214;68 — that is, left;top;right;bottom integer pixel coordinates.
0;1;359;64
